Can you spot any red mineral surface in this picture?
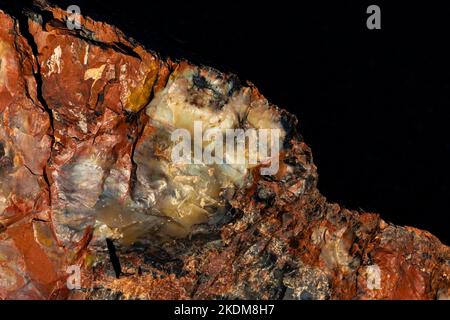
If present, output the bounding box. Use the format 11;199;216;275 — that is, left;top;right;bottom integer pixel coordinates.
0;1;449;300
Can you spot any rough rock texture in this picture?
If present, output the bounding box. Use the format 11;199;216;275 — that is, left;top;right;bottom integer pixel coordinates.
0;2;449;300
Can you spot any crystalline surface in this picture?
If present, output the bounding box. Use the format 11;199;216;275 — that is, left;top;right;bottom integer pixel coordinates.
0;2;449;300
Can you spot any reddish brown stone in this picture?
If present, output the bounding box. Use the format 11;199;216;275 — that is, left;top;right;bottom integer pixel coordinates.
0;2;449;300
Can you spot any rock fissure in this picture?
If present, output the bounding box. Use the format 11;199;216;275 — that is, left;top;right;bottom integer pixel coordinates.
0;1;448;300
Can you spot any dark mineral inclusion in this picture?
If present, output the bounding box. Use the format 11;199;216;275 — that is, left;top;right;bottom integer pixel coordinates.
0;1;449;300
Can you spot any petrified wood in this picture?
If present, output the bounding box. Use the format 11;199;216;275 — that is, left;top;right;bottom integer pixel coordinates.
0;1;449;300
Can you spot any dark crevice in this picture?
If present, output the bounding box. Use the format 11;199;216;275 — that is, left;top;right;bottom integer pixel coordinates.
3;1;142;59
5;4;54;127
23;164;41;177
2;2;56;200
128;111;148;203
106;238;122;278
127;64;164;202
36;1;142;60
0;222;6;233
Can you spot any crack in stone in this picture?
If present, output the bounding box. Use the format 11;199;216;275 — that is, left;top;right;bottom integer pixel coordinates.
1;0;449;300
6;3;56;192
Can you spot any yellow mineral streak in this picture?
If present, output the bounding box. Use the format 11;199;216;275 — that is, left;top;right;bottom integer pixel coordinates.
124;64;159;113
84;64;106;87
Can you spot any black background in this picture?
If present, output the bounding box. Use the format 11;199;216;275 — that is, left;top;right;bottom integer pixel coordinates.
7;0;450;244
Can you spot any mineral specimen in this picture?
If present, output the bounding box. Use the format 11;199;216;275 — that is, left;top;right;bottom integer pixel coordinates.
0;1;449;300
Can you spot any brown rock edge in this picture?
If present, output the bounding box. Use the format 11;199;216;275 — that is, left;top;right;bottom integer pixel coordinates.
0;1;449;300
